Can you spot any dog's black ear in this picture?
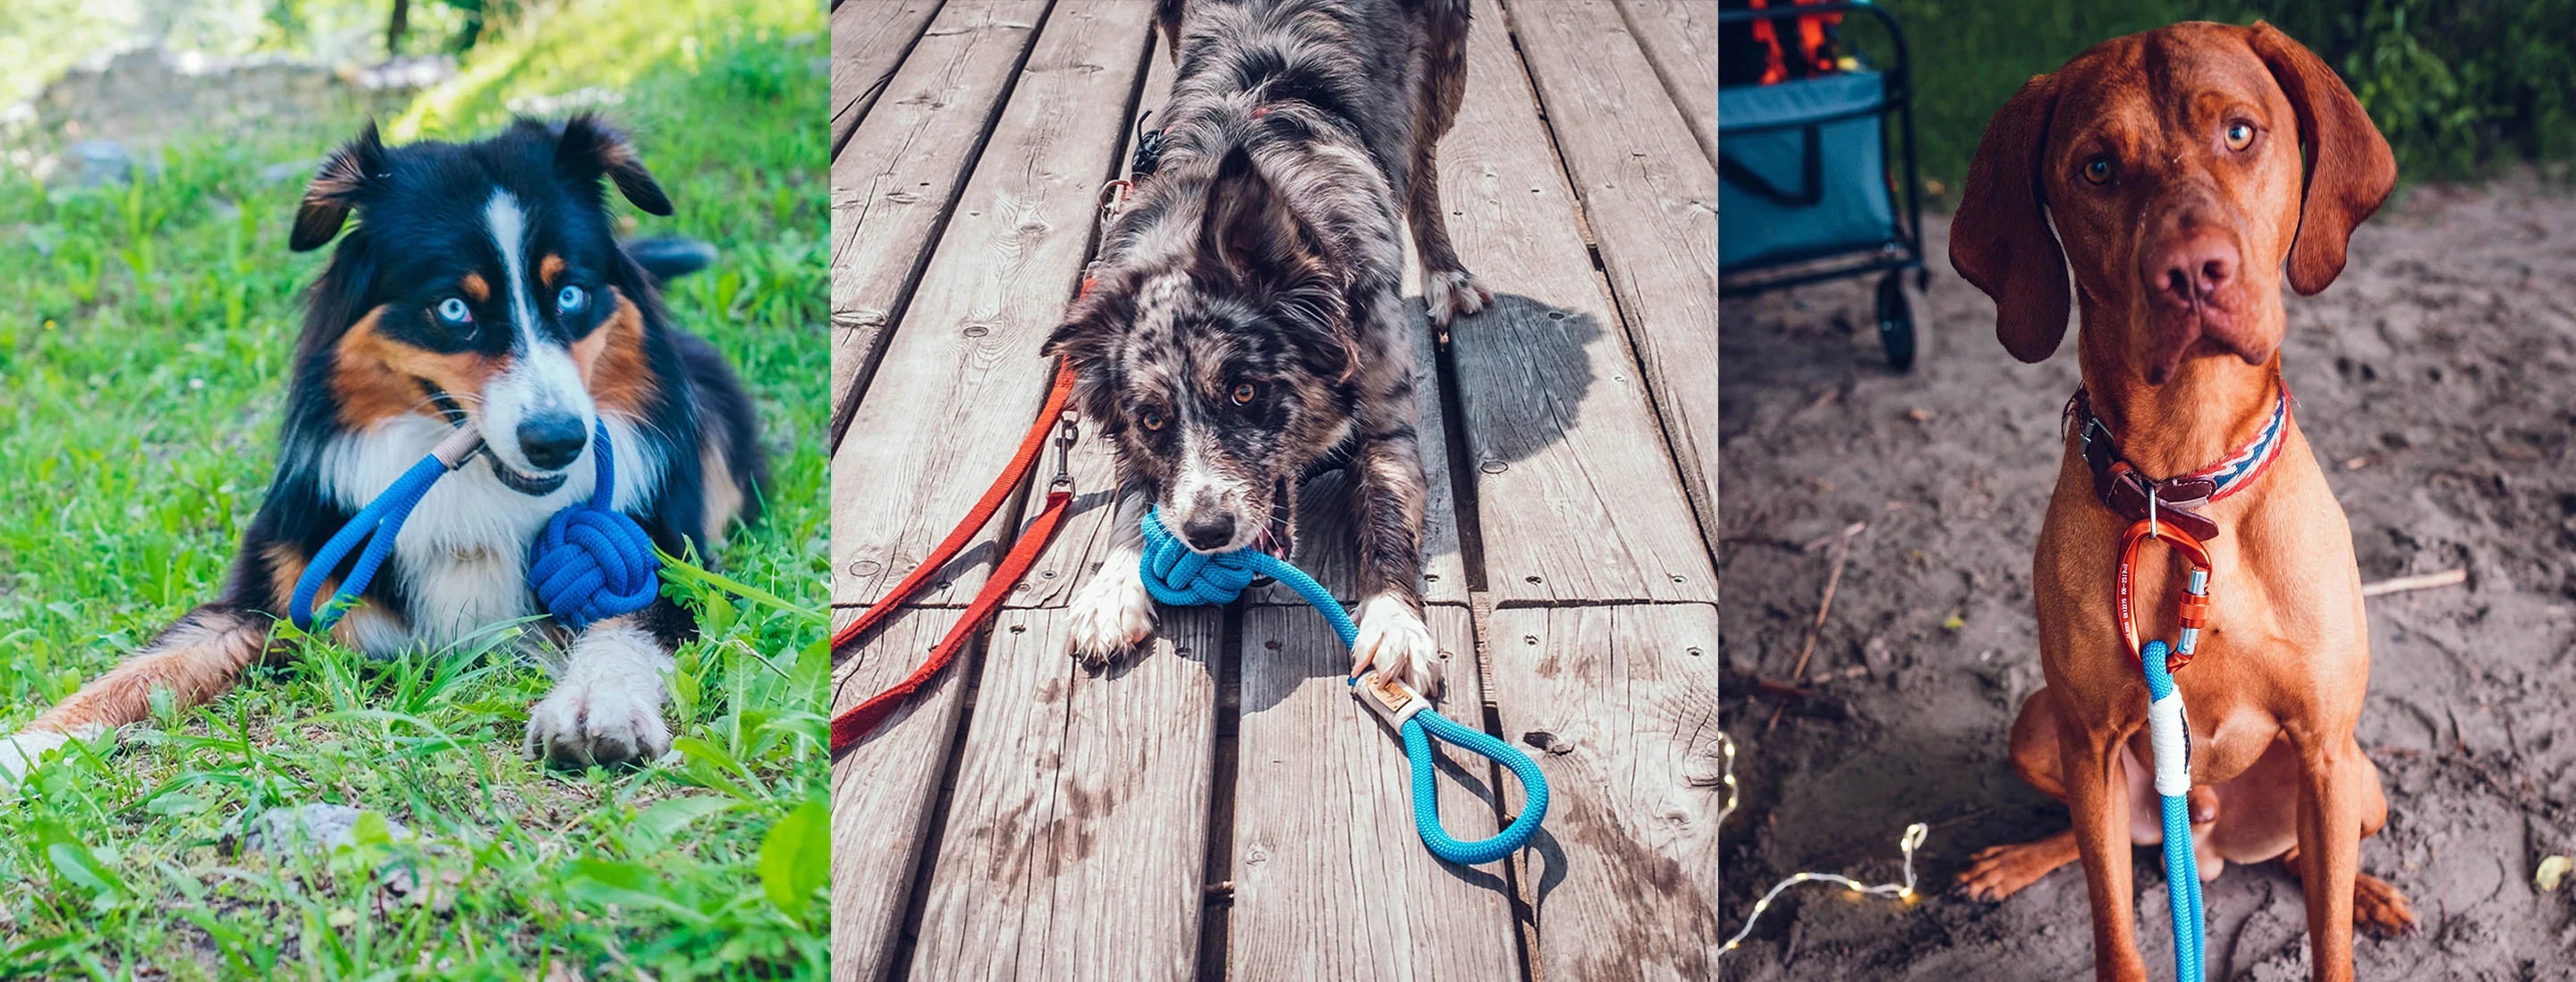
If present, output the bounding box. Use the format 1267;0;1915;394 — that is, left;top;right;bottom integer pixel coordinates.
292;122;390;252
1043;281;1133;428
555;114;674;216
1277;276;1358;381
1198;144;1301;280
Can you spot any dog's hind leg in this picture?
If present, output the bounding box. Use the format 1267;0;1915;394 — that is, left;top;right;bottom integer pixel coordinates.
1;605;272;785
1408;0;1490;334
1066;481;1157;668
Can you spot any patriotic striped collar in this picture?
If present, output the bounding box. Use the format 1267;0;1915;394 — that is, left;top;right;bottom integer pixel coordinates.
2063;381;2292;541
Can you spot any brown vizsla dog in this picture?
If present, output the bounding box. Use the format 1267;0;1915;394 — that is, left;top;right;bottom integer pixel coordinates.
1947;21;2413;982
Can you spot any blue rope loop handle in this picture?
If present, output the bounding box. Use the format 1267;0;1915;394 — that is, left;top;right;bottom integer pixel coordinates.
2141;639;2207;982
1139;508;1549;865
290;421;661;634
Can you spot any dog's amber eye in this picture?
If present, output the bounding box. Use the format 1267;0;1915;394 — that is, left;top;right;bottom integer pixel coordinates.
1140;409;1166;431
2081;157;2114;185
1230;382;1257;405
2224;121;2255;151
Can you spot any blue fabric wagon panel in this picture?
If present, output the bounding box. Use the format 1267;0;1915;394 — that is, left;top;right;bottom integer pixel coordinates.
1719;71;1896;269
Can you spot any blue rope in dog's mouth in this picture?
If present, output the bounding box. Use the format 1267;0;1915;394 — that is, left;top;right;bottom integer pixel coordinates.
1139;507;1548;865
290;420;660;633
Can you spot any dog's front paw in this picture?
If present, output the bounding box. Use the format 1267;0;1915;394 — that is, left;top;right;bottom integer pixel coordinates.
524;630;674;768
0;731;71;789
1066;565;1156;669
1350;595;1442;697
1423;269;1492;332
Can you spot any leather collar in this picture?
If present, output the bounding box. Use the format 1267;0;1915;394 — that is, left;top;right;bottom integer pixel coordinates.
2064;381;2291;542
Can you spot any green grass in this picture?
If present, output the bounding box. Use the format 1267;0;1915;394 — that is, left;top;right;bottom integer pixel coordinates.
1852;0;2576;202
0;1;828;978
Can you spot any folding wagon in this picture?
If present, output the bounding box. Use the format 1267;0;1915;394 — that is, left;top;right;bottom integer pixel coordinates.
1718;1;1928;370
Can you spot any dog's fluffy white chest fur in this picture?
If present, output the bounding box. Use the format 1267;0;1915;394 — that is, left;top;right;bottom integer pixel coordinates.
317;414;661;656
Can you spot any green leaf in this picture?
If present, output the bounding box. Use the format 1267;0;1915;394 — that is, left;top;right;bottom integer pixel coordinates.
631;795;736;849
758;799;829;923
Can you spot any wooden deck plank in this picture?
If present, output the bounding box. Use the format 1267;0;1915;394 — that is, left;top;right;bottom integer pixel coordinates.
829;0;944;155
1228;605;1521;980
1436;0;1716;606
830;607;972;982
1010;21;1175;611
905;607;1221;979
1611;0;1718;165
830;0;1050;445
832;0;1156;610
1486;605;1723;981
1504;0;1723;564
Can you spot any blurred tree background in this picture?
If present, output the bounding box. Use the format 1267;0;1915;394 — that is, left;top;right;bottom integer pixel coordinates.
1835;0;2576;199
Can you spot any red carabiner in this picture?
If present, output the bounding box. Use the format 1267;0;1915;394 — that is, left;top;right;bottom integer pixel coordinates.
2115;519;2214;673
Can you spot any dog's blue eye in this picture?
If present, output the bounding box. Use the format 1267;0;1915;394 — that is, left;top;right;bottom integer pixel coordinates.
556;284;588;314
435;297;472;325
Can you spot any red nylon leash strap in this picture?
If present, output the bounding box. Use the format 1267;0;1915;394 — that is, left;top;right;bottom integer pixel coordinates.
828;361;1079;754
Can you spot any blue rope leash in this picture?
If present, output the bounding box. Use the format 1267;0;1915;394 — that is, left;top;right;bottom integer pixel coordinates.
290;420;660;633
1140;508;1548;866
2142;639;2206;982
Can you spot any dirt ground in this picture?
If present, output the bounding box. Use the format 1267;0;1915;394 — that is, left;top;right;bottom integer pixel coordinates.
1717;181;2576;980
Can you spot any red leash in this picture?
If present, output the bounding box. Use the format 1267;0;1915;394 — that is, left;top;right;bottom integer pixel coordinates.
829;361;1079;753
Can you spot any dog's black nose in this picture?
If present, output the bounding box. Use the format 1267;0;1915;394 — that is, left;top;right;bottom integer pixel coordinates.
517;413;589;471
1182;512;1235;551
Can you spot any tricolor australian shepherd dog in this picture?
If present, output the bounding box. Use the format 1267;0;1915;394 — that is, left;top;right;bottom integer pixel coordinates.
0;115;765;781
1046;0;1483;693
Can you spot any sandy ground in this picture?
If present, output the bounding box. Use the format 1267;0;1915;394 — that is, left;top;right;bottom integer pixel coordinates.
1717;182;2576;980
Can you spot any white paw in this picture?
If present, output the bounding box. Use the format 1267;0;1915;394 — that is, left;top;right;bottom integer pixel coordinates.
0;731;70;790
523;626;674;768
1066;563;1156;667
1423;269;1492;330
1350;596;1443;697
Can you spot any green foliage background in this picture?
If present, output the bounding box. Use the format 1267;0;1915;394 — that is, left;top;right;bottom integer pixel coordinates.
1850;0;2576;199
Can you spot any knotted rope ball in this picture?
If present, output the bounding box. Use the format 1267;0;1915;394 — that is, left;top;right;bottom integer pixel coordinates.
1138;511;1262;606
526;422;661;630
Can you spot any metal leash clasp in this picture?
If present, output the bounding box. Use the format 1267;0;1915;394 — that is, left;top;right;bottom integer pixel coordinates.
2115;518;2215;673
1049;411;1079;492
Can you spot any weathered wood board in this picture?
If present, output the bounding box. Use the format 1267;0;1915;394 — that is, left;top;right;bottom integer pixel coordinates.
1436;0;1716;606
1487;604;1724;981
833;1;1156;610
904;607;1222;980
831;607;972;982
1612;0;1719;165
1504;0;1724;563
830;0;944;154
831;0;1049;444
1228;605;1523;980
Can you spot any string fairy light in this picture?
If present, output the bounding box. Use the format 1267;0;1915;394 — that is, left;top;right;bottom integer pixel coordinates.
1715;730;1933;959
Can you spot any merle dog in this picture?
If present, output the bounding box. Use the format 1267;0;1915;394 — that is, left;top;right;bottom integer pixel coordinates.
1045;0;1485;693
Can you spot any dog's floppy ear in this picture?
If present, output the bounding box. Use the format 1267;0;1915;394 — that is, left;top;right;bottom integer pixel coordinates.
1951;74;2070;364
1198;144;1301;279
292;122;390;252
555;114;674;216
2248;21;2395;296
1042;281;1133;428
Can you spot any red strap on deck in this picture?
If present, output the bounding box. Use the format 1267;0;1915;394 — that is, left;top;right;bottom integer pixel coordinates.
828;362;1079;753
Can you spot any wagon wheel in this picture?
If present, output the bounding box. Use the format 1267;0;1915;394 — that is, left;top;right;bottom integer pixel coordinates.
1875;270;1917;371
